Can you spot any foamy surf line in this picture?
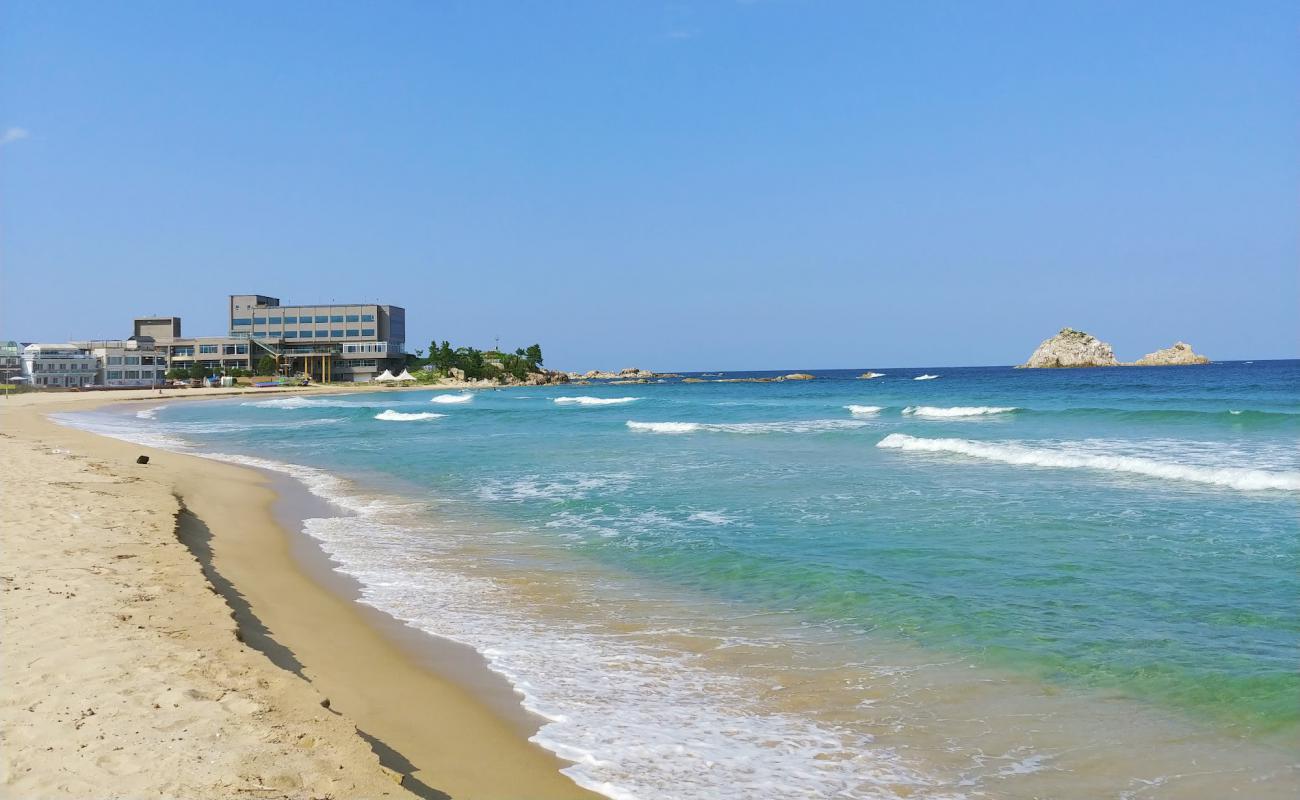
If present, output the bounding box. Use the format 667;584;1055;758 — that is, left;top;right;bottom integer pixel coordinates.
628;419;868;434
845;405;884;416
430;392;474;404
877;434;1300;492
375;410;444;421
902;406;1019;418
555;396;639;406
52;410;949;800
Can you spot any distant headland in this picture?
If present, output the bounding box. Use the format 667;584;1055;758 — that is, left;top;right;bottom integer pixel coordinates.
1020;328;1210;368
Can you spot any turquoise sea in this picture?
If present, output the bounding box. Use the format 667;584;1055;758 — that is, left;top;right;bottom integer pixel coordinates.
62;361;1299;798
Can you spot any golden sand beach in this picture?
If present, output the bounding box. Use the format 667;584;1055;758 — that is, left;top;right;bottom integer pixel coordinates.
0;386;597;799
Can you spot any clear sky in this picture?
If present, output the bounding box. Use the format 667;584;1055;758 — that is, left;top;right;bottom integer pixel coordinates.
1;1;1295;370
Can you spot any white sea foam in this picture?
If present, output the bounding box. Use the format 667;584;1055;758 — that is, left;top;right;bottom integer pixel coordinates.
627;420;868;435
877;434;1300;492
241;395;373;409
52;412;193;450
430;392;474;404
135;405;168;420
902;406;1018;418
375;410;445;422
687;510;739;526
845;405;884;416
913;374;940;381
555;396;640;406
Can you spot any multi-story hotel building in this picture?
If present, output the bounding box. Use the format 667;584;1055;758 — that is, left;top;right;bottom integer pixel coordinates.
139;293;407;382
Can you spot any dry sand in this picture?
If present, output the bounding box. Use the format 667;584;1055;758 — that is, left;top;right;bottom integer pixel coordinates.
0;387;598;799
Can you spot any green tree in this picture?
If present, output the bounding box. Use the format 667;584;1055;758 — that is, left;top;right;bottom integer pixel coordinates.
256;355;278;376
188;363;207;381
524;344;543;368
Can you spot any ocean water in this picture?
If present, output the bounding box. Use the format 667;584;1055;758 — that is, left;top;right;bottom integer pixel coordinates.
59;362;1300;798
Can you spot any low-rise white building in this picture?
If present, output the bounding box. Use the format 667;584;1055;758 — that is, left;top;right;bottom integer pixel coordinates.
78;336;169;387
21;344;98;388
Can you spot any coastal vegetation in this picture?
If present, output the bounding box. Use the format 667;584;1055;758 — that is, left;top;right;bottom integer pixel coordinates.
412;340;548;383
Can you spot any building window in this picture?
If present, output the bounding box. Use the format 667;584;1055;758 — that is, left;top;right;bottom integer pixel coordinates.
199;345;218;354
330;315;344;323
361;314;375;322
314;315;328;323
330;329;344;338
284;331;298;338
108;356;123;365
345;329;359;337
283;316;297;324
252;317;267;324
345;314;359;322
252;332;266;339
142;356;155;365
361;328;375;337
107;370;122;379
125;356;141;365
125;370;140;379
231;318;252;326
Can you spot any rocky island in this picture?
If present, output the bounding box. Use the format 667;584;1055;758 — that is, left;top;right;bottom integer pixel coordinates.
1020;328;1209;368
1020;328;1120;368
1133;342;1210;366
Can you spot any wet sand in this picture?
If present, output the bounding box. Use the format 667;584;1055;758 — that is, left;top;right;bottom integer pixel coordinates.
0;388;597;799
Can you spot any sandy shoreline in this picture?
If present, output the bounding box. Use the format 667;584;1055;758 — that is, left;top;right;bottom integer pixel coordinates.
0;386;598;799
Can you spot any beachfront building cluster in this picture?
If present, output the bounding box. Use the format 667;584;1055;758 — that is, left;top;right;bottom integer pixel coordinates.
143;294;407;383
11;293;408;387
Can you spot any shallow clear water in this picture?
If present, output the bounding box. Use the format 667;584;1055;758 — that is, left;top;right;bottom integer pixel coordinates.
61;361;1300;798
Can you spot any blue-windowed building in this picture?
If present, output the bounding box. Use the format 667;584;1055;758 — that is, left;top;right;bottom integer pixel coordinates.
141;294;407;381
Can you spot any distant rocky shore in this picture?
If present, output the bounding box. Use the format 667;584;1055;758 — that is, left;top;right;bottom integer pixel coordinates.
1020;328;1210;368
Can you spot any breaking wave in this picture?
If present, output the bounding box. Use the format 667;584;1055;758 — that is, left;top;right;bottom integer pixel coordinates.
430;392;474;404
628;420;868;435
876;434;1300;492
556;396;640;406
375;410;445;422
845;405;884;416
902;406;1019;418
242;395;375;409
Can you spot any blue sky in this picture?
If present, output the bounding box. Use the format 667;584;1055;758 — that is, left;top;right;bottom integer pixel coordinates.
1;1;1295;370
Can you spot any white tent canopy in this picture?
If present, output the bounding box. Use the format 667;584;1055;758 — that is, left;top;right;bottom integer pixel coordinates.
395;369;416;382
374;369;398;382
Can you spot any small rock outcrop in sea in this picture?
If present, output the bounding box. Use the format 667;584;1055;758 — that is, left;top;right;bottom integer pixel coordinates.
1132;342;1210;366
783;373;816;381
1020;328;1119;368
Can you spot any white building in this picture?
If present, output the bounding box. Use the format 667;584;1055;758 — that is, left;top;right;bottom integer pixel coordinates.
21;344;98;388
77;337;169;387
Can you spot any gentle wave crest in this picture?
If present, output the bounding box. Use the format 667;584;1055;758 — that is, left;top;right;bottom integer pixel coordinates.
628;420;868;435
375;410;445;422
556;396;640;406
135;405;167;420
845;405;885;416
430;392;474;404
877;434;1300;492
902;406;1019;418
242;395;372;409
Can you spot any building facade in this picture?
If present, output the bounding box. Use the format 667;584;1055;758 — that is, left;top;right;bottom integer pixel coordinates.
74;337;170;387
0;341;21;382
22;344;99;388
141;294;406;382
